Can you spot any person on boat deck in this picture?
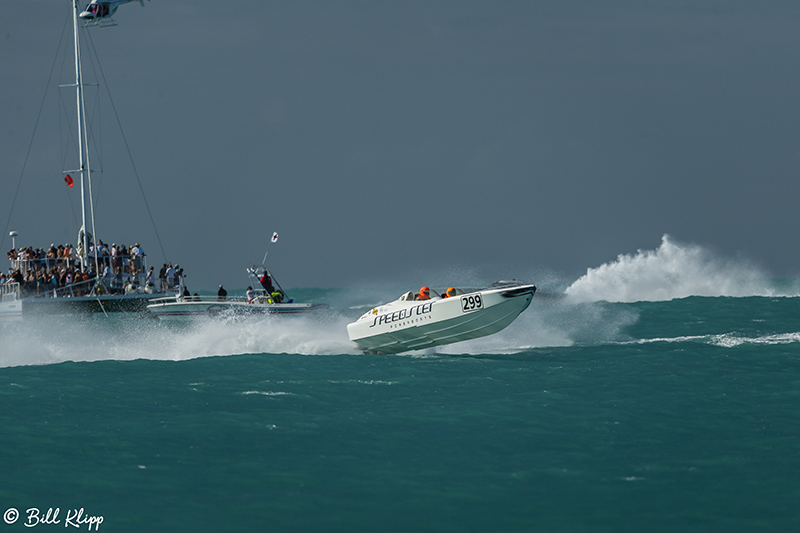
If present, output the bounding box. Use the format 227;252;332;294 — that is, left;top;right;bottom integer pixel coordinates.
246;286;256;303
131;243;143;275
442;287;457;299
415;286;431;301
165;264;175;289
259;271;274;293
217;285;228;301
145;266;155;287
111;244;121;274
173;264;182;288
159;264;167;290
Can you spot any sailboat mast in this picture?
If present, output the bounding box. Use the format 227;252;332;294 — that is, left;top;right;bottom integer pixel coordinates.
72;0;91;272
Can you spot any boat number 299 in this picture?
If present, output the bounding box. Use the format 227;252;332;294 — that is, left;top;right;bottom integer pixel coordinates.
461;294;483;312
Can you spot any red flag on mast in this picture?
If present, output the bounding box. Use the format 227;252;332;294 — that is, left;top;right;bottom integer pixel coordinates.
64;174;74;188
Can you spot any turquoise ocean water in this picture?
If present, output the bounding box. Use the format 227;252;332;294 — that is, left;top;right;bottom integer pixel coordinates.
2;242;800;531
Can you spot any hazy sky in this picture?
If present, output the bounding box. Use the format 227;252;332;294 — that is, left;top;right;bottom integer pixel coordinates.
2;1;799;290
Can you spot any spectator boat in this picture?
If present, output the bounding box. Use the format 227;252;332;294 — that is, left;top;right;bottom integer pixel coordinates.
1;1;187;319
146;267;328;320
0;277;179;319
347;281;536;354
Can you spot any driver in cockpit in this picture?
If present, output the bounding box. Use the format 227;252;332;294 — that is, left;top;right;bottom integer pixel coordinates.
415;286;431;301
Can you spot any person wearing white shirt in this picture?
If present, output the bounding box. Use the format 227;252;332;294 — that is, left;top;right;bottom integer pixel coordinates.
165;264;175;289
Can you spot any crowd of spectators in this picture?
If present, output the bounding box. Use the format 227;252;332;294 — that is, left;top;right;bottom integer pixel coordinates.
2;240;186;298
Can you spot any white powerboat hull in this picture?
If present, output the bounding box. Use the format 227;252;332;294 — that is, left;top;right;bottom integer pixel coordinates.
147;296;328;320
347;281;536;354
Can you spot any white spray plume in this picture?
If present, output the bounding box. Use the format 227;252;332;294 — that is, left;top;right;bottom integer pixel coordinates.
565;235;777;303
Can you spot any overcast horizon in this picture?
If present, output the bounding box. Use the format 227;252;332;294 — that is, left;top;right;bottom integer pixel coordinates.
3;1;799;291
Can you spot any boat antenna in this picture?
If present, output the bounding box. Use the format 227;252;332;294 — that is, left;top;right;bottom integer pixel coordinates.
261;232;279;268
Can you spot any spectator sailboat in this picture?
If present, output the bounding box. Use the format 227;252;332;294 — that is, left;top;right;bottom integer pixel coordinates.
1;0;182;319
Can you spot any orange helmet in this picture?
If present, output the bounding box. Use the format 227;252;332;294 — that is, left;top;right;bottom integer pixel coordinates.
419;286;431;300
446;287;456;297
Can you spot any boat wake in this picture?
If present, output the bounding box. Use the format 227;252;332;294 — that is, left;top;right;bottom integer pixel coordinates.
624;331;800;348
0;313;358;368
0;295;633;366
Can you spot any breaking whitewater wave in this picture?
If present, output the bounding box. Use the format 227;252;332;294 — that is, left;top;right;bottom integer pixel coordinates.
565;235;793;303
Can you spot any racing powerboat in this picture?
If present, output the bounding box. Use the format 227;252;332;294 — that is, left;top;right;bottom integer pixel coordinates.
347;281;536;354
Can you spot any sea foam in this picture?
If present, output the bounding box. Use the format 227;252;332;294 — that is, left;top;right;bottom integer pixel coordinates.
0;312;358;368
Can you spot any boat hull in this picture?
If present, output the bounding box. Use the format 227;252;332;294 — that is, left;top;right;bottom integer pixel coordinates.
21;294;156;316
146;298;329;320
347;283;535;354
0;283;162;319
0;296;23;321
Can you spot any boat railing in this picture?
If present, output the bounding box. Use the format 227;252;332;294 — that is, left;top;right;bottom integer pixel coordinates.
149;294;239;305
149;289;281;306
8;253;149;279
28;277;119;299
9;257;75;274
24;275;180;300
1;282;21;303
